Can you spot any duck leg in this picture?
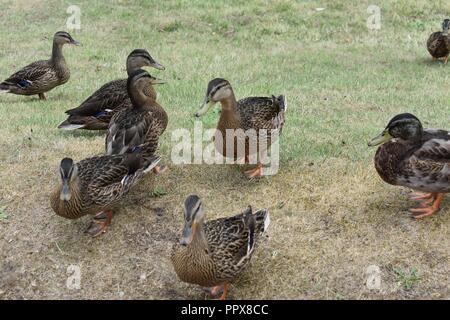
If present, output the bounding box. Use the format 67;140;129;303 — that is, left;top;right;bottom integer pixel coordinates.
409;193;445;219
218;283;230;300
202;286;224;297
408;192;433;201
85;211;113;237
152;164;167;175
445;55;449;64
244;163;263;179
38;93;47;100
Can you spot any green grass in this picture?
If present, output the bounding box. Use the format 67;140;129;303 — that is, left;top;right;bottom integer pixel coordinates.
0;0;449;300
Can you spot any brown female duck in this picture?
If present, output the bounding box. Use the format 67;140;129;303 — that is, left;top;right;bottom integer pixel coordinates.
106;69;168;174
195;78;286;178
0;31;80;100
58;49;164;130
171;195;270;300
50;151;160;236
368;113;450;219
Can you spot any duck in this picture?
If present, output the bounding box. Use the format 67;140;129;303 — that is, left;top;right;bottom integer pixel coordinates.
0;31;80;100
427;19;450;63
50;150;160;237
368;113;450;219
105;69;168;174
195;78;286;178
171;195;270;300
58;49;164;130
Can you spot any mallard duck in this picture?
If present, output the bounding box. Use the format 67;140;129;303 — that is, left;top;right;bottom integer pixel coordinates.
171;195;270;300
195;78;286;178
50;150;160;237
58;49;164;130
106;69;168;174
427;19;450;63
368;113;450;219
0;31;80;100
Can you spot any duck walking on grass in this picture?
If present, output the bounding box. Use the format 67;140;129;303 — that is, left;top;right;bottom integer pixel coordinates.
58;49;164;130
171;195;270;300
195;78;286;178
106;69;168;174
427;19;450;63
368;113;450;219
0;31;80;100
50;151;160;237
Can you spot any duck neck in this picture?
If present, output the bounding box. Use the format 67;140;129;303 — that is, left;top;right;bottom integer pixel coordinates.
219;91;240;128
190;222;208;251
126;61;140;76
55;178;82;217
130;90;149;108
51;42;66;67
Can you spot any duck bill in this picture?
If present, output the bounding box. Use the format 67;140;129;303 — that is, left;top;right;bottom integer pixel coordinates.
59;180;72;201
368;130;392;147
195;98;214;117
150;77;166;85
150;60;165;71
70;39;82;46
179;223;196;246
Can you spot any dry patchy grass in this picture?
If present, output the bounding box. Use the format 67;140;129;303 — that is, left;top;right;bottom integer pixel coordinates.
0;0;449;299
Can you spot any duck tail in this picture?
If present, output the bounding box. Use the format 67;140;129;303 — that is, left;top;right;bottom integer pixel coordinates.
57;116;86;130
0;82;11;93
57;119;86;130
142;154;161;174
120;152;161;186
254;208;270;234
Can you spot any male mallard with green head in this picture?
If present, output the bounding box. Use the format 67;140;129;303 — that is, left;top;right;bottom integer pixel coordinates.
427;19;450;63
368;113;450;219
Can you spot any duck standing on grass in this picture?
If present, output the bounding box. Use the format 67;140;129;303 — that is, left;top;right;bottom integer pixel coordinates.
368;113;450;219
50;150;160;237
106;69;168;174
0;31;80;100
195;78;286;178
58;49;164;130
171;195;270;300
427;19;450;63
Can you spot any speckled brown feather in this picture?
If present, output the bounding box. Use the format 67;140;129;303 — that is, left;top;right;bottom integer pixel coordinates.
427;32;450;58
374;129;450;193
216;95;286;159
60;79;157;130
0;58;70;96
171;208;269;287
50;153;159;220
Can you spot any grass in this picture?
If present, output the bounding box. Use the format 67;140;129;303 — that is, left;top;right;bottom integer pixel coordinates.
0;0;449;299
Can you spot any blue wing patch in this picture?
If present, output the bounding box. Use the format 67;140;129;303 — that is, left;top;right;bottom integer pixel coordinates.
94;111;107;118
17;80;32;88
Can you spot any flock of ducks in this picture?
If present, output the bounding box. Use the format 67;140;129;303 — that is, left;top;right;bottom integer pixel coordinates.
0;19;449;299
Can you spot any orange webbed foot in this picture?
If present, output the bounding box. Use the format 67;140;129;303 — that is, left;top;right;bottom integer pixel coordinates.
85;211;113;237
244;164;263;179
409;193;445;219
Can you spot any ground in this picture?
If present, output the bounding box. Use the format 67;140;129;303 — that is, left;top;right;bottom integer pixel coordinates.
0;0;449;300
